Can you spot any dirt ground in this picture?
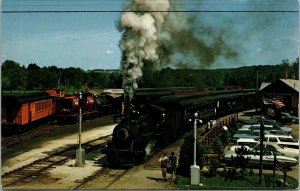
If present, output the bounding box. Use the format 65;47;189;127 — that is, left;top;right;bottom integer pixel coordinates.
1;110;299;190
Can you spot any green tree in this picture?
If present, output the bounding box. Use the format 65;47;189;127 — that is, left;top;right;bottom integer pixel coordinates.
39;67;57;89
2;76;10;90
64;67;85;89
158;67;176;87
26;63;41;89
231;146;251;180
178;132;205;176
281;59;290;79
292;58;299;79
108;72;122;88
1;60;26;92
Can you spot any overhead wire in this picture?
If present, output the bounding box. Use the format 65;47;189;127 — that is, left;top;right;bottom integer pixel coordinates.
2;10;298;13
2;0;297;13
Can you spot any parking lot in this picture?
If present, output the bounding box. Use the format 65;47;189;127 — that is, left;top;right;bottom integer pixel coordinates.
237;110;299;180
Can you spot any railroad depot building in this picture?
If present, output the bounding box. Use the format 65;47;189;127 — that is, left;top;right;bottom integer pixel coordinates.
259;78;299;114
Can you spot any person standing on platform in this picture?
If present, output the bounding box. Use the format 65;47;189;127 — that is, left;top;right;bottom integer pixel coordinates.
169;152;178;180
159;152;169;182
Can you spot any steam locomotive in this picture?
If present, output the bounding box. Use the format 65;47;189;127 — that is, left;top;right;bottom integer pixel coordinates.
103;88;257;167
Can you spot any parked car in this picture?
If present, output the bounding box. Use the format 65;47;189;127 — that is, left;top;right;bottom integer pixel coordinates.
251;142;299;159
233;128;252;134
234;134;299;149
280;112;296;124
260;134;299;149
229;144;252;151
239;124;291;135
242;117;277;126
236;138;258;146
232;129;269;142
272;123;292;135
242;119;260;125
223;150;298;168
229;138;258;151
229;141;298;159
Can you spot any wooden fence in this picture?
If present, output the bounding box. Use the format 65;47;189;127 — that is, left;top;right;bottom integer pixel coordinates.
200;114;237;147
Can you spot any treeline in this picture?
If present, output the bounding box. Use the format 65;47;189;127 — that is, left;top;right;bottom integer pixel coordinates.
1;60;122;92
1;58;299;93
142;58;299;89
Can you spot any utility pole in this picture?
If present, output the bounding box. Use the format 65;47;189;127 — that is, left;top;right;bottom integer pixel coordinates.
259;94;265;184
255;66;259;91
57;70;63;89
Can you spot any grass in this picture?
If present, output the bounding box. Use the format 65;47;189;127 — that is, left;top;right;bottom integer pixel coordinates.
175;172;299;190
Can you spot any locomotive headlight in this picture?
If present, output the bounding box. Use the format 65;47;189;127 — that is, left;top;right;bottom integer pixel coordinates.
74;101;79;105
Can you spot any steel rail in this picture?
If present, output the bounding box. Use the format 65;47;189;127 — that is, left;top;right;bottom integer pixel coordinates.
2;135;111;188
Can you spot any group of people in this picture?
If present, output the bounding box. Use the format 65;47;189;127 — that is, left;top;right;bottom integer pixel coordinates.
159;152;178;182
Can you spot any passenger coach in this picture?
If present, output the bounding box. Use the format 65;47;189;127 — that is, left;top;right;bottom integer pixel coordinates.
2;93;54;134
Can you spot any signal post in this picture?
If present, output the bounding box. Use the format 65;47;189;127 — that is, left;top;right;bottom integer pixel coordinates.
75;92;85;167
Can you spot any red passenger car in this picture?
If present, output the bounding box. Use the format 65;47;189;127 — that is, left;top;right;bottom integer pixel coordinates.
2;93;54;134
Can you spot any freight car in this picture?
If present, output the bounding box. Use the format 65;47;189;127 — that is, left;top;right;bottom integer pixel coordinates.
2;92;55;135
103;89;257;167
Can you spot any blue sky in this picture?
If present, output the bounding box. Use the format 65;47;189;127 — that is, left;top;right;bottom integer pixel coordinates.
1;0;299;70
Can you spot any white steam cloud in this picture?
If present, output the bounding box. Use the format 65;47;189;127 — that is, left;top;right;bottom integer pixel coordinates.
119;0;238;98
119;0;170;100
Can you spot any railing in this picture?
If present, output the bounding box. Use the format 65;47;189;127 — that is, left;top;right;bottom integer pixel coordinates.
200;114;237;147
273;155;287;185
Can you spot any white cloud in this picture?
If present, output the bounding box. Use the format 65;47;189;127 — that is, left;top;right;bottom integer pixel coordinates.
105;50;114;54
256;48;262;52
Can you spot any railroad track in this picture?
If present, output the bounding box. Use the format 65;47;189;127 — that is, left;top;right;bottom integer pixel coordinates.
73;166;131;190
2;116;116;151
1;135;112;188
73;144;168;190
1;125;56;151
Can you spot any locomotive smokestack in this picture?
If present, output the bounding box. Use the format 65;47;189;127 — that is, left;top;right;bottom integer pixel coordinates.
124;93;131;120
